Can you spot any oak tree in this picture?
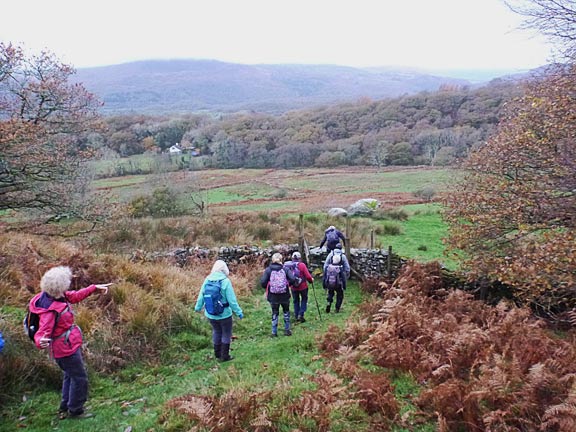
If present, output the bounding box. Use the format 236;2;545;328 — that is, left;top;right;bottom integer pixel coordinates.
0;43;103;226
445;66;576;312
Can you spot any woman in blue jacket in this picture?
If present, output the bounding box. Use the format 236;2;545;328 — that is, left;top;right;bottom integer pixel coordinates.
195;260;243;362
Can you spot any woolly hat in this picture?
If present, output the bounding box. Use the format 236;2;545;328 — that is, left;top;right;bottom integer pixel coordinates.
292;251;301;260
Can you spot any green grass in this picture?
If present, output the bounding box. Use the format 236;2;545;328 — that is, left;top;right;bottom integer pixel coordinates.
377;203;457;269
218;200;295;212
285;168;455;193
90;154;191;177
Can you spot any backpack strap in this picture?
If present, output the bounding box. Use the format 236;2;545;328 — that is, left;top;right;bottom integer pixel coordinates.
51;304;75;343
219;279;230;308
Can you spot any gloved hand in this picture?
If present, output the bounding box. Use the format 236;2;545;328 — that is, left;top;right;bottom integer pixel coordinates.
238;313;244;320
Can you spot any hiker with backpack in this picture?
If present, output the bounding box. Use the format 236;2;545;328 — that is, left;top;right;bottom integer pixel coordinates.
27;265;112;420
260;252;297;337
322;243;350;313
195;260;243;362
283;251;314;323
319;225;346;252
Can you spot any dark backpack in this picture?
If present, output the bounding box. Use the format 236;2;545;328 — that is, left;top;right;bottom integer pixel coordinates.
326;229;340;246
203;280;229;315
284;261;303;287
23;306;67;341
326;263;342;289
269;269;288;294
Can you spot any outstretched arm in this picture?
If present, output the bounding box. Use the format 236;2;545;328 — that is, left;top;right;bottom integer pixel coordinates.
65;283;112;304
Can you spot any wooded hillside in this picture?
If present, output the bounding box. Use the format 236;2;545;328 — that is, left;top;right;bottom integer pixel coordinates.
87;79;523;170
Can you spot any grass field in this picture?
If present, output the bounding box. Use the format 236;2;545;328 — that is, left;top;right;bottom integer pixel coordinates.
92;166;456;213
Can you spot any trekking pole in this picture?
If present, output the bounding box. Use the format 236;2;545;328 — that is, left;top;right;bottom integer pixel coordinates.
311;280;323;321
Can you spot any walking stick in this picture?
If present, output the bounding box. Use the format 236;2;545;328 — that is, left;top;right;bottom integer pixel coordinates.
311;280;323;321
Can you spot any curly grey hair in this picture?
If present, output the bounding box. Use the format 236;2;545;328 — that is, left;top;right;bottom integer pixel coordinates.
40;266;73;298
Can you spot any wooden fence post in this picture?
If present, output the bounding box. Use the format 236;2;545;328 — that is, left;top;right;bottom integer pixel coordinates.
298;214;306;262
387;245;393;280
345;215;351;257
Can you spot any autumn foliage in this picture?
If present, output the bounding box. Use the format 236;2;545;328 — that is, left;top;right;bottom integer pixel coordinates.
320;262;576;431
0;43;104;227
444;65;576;313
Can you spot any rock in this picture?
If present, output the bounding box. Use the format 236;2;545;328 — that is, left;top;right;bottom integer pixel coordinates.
347;198;380;216
327;207;348;217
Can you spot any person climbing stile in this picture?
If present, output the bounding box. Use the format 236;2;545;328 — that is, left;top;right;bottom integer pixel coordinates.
319;225;346;252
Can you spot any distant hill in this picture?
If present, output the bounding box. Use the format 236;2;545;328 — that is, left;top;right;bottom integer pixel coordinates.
73;59;474;115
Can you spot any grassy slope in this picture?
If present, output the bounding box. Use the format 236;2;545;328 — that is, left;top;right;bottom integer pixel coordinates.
3;282;427;431
379;203;457;269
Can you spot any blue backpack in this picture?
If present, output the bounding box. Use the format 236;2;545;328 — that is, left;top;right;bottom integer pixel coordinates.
203;280;229;315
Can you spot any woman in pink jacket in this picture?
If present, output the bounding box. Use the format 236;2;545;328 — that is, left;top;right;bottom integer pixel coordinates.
29;266;111;419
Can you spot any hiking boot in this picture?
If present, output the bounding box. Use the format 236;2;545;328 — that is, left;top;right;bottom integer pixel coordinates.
284;329;292;336
299;316;306;323
326;304;331;313
213;343;222;360
271;333;278;338
335;307;340;313
220;343;234;362
67;411;94;420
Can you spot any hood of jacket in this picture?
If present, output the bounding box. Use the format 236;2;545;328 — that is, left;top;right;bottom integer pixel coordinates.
206;271;228;282
29;292;68;314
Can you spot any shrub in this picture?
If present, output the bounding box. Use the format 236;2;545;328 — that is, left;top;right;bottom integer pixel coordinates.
372;207;409;221
129;187;184;218
413;187;436;202
378;222;402;236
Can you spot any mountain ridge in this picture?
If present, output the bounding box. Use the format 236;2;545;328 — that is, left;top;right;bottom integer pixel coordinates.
72;59;518;114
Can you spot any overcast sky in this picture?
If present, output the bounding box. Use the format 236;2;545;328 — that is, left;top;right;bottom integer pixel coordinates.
2;0;552;72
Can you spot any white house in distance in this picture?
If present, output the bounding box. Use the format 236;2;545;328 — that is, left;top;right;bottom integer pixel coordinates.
168;143;182;154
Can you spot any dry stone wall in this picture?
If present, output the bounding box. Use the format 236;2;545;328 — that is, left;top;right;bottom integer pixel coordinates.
168;244;404;280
